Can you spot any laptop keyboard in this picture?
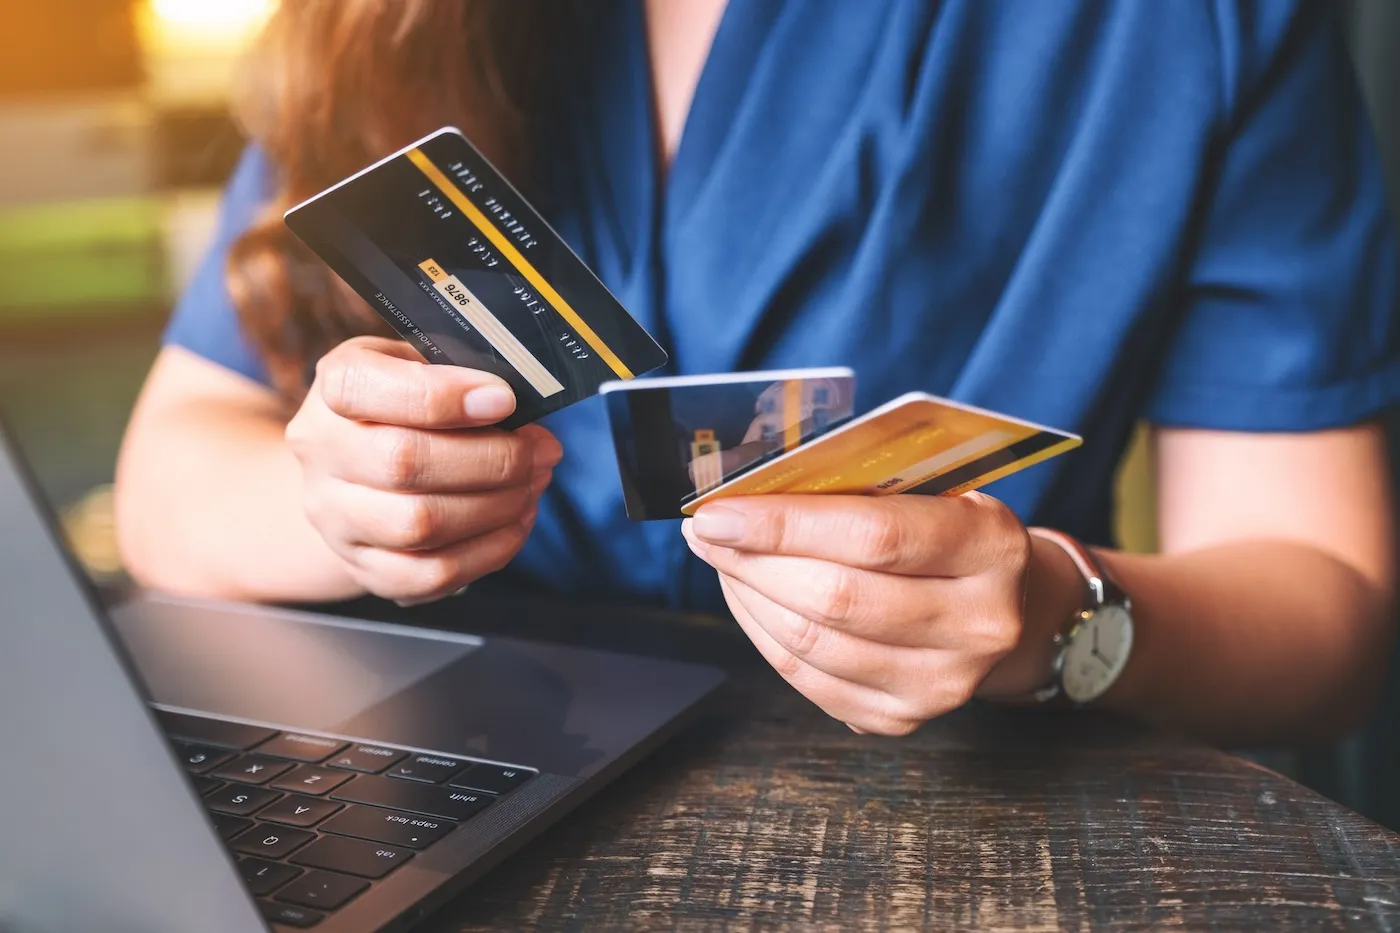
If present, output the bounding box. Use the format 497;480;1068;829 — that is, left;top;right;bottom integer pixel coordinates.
158;709;535;928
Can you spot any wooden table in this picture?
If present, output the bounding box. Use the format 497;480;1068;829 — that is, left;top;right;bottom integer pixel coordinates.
347;592;1400;931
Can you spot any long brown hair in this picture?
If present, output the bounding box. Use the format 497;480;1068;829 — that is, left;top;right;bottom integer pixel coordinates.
226;0;556;402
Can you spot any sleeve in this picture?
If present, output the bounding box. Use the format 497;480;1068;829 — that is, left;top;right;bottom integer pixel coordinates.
1145;1;1400;431
161;146;275;385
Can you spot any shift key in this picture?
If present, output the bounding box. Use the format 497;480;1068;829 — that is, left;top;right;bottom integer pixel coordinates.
331;774;493;821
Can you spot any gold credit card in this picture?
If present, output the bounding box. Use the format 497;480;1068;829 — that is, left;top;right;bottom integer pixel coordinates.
680;392;1081;515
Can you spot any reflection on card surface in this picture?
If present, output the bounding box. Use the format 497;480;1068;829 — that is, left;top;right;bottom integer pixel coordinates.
285;127;667;429
601;369;856;521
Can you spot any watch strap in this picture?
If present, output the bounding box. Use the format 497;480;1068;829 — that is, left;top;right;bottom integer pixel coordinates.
990;529;1107;707
1028;528;1119;607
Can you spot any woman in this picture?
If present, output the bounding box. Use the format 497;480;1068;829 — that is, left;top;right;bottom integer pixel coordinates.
117;0;1399;743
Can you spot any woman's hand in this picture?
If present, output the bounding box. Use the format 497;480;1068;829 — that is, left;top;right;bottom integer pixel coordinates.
286;336;561;604
682;493;1071;735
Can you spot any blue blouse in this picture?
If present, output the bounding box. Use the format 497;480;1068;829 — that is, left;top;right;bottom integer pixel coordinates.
167;0;1400;612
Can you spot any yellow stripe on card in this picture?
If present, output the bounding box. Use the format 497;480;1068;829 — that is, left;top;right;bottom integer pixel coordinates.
783;379;803;451
418;259;564;398
406;148;635;379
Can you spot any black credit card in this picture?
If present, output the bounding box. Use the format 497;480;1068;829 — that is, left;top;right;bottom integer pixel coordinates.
284;126;667;428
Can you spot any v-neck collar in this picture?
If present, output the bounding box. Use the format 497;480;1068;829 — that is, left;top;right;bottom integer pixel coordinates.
569;1;791;372
629;0;784;236
605;0;786;373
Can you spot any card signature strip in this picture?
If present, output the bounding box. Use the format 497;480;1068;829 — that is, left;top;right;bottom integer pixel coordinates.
406;148;635;380
418;259;565;398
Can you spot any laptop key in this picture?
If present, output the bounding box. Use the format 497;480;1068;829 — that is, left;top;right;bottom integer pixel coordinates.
258;900;324;929
291;835;413;879
448;763;534;795
237;857;303;896
254;733;349;763
276;869;370;912
270;765;353;797
190;776;224;797
325;744;408;774
320;804;455;849
210;813;253;840
231;823;316;859
206;784;281;816
158;710;277;750
332;774;493;821
386;754;468;784
260;794;343;828
213;754;296;786
174;742;235;775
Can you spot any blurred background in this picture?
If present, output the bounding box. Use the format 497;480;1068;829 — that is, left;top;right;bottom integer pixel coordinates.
3;0;1399;827
0;0;264;575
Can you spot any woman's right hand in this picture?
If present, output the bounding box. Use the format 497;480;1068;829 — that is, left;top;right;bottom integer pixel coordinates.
286;336;561;604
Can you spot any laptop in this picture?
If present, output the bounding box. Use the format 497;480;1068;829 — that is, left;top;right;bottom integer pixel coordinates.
0;424;726;932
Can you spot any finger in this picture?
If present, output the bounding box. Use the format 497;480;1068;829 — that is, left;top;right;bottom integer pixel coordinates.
316;336;517;428
688;492;1026;576
519;496;541;533
684;522;1019;666
329;335;426;362
718;575;922;736
683;520;958;643
514;423;559;450
306;476;535;552
346;520;529;604
512;424;564;490
306;422;557;493
713;559;941;693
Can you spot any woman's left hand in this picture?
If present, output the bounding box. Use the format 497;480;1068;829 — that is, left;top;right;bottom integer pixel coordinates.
681;493;1051;735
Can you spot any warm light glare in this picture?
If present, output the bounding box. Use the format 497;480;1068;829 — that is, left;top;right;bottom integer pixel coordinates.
139;0;274;53
148;0;275;33
136;0;276;104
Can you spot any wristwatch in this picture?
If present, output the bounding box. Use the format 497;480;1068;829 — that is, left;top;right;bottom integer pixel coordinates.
1028;528;1135;705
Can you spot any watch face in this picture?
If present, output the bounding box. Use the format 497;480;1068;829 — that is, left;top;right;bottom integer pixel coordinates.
1060;604;1134;704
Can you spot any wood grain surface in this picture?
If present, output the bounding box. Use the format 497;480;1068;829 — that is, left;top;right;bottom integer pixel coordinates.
375;593;1400;932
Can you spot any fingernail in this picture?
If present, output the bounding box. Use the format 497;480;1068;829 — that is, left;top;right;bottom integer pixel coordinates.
530;469;552;496
464;386;515;421
680;518;710;558
692;506;747;544
533;438;564;471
